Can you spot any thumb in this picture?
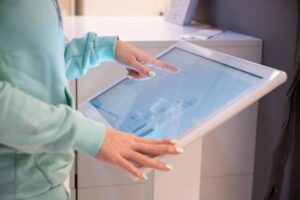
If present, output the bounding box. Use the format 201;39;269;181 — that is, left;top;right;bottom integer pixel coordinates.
133;60;155;77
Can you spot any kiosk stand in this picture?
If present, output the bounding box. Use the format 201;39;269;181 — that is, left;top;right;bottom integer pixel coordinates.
77;41;286;200
64;17;269;200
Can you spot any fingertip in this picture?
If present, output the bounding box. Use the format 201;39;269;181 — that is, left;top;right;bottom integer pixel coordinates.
170;139;178;145
165;164;173;171
173;67;181;73
133;170;144;180
176;147;184;153
148;71;156;77
154;161;170;171
132;172;144;181
138;63;151;76
142;173;149;180
168;65;180;73
167;145;184;154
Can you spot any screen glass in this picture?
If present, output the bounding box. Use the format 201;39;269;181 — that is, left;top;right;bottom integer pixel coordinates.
90;48;262;139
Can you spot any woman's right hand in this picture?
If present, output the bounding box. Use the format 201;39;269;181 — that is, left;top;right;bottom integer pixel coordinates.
115;40;179;79
95;128;183;180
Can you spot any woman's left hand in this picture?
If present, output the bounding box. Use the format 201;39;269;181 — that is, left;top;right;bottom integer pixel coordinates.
115;40;179;79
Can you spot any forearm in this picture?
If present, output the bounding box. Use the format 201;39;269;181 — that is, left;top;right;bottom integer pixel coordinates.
0;81;105;156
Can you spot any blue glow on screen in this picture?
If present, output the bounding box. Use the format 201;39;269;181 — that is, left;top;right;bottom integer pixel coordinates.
90;48;262;139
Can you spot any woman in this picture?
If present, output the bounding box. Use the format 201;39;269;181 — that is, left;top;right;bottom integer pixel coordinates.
0;0;182;199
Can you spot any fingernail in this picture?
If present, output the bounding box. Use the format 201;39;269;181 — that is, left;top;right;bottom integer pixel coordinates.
170;139;178;145
148;71;156;77
165;164;173;170
176;147;184;153
142;173;148;180
174;68;181;72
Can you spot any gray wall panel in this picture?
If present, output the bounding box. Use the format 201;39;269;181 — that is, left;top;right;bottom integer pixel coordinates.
194;1;298;199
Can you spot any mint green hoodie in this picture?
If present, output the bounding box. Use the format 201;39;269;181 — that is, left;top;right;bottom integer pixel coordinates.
0;0;117;199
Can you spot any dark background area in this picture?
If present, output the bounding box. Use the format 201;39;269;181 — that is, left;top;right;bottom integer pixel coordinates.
194;0;299;199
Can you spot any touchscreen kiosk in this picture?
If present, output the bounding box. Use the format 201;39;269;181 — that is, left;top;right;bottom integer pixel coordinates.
79;41;287;147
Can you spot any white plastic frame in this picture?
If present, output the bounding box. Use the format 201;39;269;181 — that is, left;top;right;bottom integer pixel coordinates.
79;41;287;171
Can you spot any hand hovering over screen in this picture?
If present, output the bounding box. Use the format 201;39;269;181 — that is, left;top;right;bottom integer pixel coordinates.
96;128;183;180
115;40;180;79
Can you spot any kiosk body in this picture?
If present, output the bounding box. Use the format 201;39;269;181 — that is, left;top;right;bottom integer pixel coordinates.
64;16;265;200
80;41;285;148
78;41;286;200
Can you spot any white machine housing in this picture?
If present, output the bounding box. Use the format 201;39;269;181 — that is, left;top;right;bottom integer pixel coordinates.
78;41;286;200
79;41;286;149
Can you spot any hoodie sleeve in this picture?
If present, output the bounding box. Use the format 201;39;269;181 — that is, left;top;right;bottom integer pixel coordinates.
0;81;105;156
64;32;118;80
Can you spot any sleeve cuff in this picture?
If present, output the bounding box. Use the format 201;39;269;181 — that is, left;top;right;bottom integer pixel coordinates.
73;112;106;156
94;35;119;62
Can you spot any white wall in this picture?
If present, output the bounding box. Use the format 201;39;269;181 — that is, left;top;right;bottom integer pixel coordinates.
82;0;170;16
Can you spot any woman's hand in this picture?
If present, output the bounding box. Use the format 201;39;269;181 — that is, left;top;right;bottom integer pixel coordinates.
115;40;179;79
95;128;183;180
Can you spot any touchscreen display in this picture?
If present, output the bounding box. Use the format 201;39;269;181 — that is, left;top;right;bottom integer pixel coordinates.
90;48;262;139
